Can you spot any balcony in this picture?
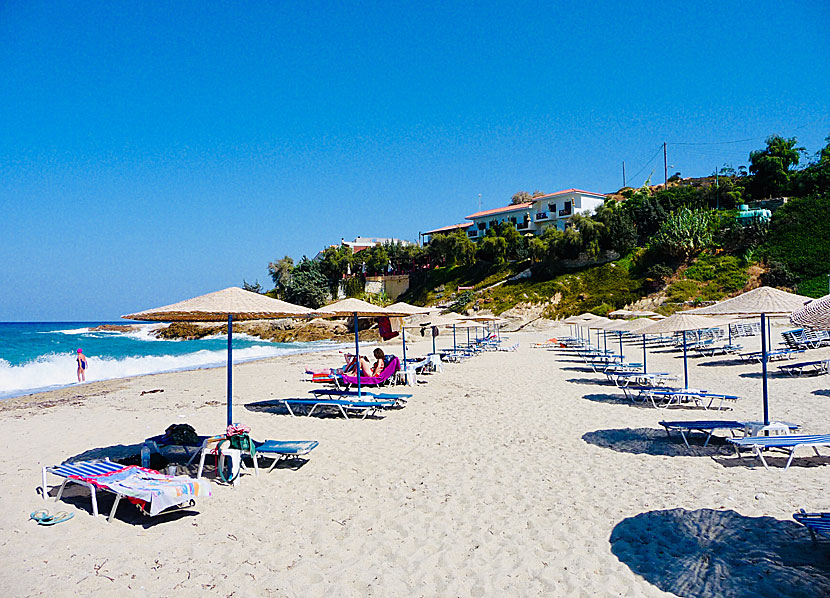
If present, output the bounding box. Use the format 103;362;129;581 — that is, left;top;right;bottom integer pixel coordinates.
558;208;572;217
535;211;550;221
517;221;530;230
467;229;479;239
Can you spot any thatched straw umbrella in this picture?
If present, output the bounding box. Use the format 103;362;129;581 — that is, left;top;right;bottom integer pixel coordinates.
123;286;311;426
688;286;813;424
790;294;830;330
313;298;410;396
640;313;731;389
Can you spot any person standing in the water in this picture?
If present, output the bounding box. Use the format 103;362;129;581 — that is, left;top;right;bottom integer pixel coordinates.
76;348;88;382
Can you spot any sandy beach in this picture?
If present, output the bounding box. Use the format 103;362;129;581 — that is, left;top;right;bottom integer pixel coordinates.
1;325;829;597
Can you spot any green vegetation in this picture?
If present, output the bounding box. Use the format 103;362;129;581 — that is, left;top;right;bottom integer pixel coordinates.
260;133;830;311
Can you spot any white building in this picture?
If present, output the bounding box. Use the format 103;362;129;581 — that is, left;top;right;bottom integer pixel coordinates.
464;189;607;239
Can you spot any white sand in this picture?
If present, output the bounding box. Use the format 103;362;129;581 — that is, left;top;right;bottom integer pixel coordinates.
1;326;829;597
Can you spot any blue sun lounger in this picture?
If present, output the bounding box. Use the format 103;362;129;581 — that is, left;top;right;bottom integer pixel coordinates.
194;437;320;478
777;360;830;376
727;434;830;469
310;388;411;403
660;420;799;449
794;510;830;544
660;420;747;448
279;397;397;419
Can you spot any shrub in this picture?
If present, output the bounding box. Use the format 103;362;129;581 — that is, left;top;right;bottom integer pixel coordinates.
652;207;716;259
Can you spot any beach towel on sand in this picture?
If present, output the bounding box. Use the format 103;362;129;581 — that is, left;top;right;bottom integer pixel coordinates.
70;465;211;516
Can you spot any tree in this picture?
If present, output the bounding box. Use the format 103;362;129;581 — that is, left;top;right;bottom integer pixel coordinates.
362;245;390;275
282;257;329;308
318;245;352;282
748;135;805;198
511;191;533;204
268;256;294;288
477;229;508;265
242;279;263;294
594;199;637;255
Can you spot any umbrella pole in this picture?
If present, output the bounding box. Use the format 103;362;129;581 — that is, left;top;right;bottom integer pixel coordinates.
761;313;769;425
603;330;607;352
402;326;408;384
729;324;732;345
354;312;361;398
683;333;689;389
467;327;470;348
618;332;623;359
227;314;233;427
642;334;647;374
453;325;457;353
432;326;436;355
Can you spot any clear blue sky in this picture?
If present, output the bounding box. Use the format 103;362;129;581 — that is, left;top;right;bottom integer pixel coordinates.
1;1;828;320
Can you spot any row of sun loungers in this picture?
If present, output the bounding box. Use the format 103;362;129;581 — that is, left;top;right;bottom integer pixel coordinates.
782;328;830;350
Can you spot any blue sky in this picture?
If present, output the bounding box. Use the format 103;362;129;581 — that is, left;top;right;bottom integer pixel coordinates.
1;1;828;320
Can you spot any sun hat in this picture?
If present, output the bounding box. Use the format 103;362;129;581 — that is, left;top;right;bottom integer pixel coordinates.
77;348;82;353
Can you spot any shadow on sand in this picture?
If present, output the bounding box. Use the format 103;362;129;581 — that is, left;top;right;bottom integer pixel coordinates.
244;398;386;419
610;508;830;597
582;427;733;457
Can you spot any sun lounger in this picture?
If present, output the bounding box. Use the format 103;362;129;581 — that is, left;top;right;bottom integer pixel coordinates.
42;459;211;522
777;360;830;377
340;357;401;388
740;349;805;363
637;387;738;410
660;420;747;448
611;372;675;388
794;510;830;544
660;420;799;449
311;388;411;404
727;434;830;469
278;397;397;419
194;436;319;478
694;343;743;357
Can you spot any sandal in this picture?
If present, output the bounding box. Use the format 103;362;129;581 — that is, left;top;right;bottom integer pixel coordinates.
30;509;74;525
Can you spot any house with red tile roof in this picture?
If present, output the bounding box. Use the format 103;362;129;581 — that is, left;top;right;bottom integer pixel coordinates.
464;189;607;239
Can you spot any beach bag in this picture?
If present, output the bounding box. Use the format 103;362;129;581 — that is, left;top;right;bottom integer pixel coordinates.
164;423;198;445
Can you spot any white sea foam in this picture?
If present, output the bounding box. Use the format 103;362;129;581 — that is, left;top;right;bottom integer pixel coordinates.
0;342;346;399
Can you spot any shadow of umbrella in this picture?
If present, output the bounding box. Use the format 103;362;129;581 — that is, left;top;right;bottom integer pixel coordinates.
610;508;830;597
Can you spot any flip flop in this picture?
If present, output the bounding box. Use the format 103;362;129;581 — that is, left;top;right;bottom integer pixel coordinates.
30;509;74;525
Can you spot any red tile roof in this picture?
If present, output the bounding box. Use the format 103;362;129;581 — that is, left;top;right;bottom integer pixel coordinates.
465;202;533;220
533;188;607;200
423;222;473;235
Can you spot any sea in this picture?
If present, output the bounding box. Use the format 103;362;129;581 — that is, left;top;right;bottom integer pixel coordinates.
0;322;346;400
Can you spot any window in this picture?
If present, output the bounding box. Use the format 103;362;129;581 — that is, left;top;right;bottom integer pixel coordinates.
477;222;486;230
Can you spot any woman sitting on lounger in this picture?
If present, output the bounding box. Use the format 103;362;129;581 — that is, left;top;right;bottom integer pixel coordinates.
343;348;387;377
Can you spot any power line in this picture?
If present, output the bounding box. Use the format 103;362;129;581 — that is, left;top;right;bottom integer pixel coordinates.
627;144;664;185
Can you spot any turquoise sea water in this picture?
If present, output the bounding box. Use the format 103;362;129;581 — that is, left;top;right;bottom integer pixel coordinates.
0;322;342;399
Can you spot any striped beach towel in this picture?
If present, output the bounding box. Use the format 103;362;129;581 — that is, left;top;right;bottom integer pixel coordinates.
70;465;211;516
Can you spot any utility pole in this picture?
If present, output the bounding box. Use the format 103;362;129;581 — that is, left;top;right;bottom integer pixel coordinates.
663;142;668;189
622;161;626;188
715;168;719;210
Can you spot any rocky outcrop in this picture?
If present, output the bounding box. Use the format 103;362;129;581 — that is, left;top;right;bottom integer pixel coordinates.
153;322;226;340
153;318;381;343
89;324;140;333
